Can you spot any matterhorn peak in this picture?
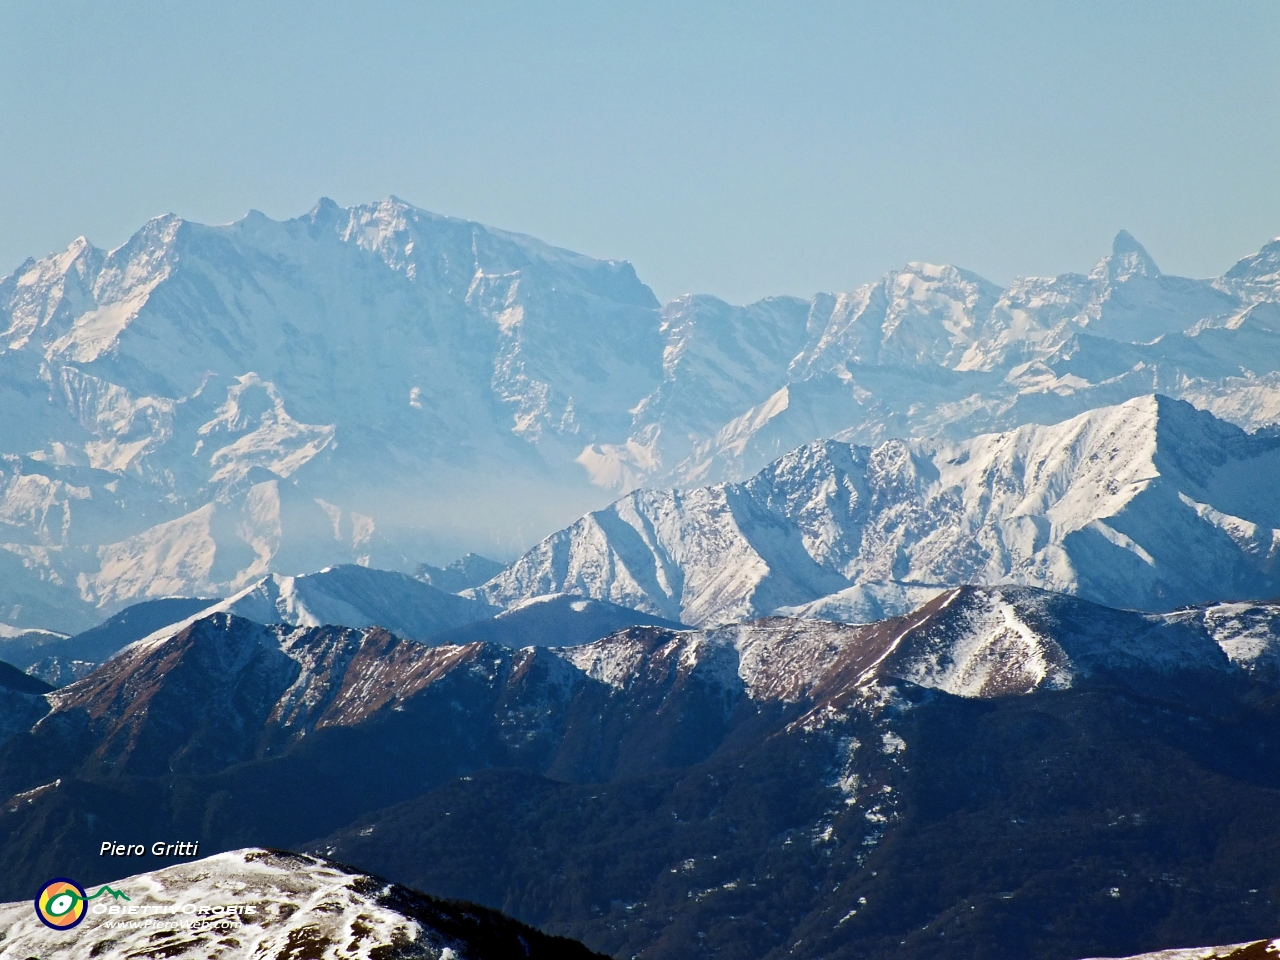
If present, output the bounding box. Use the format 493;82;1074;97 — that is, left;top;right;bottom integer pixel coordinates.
1091;229;1161;283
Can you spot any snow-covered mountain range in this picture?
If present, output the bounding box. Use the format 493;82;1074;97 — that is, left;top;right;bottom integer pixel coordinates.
3;199;1279;631
0;198;660;630
590;229;1280;488
476;395;1280;624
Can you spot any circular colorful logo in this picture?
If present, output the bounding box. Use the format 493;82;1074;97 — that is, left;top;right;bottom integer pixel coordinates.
34;878;87;930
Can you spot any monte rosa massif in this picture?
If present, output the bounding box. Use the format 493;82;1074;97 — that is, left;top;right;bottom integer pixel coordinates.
2;198;1279;631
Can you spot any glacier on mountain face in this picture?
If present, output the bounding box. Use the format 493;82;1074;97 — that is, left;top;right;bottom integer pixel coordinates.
2;197;1279;631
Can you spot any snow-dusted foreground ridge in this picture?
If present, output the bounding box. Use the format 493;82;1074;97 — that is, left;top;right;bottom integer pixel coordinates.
0;586;1277;959
478;395;1280;624
0;848;601;959
1078;940;1280;960
2;585;1269;778
2;198;1279;631
551;583;1262;704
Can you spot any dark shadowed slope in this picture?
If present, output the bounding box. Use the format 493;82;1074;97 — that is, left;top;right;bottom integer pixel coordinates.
0;588;1277;958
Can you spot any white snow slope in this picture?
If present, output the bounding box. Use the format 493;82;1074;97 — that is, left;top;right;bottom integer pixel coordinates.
0;848;576;959
1076;939;1280;960
2;199;1279;631
103;565;497;657
209;564;496;642
477;396;1280;625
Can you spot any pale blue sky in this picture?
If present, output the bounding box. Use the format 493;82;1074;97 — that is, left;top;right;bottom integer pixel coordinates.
1;1;1277;303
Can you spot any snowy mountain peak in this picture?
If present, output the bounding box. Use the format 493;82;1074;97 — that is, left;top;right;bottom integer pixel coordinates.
415;552;508;593
877;587;1075;696
1093;229;1161;282
1224;236;1280;286
202;565;495;642
878;584;1232;696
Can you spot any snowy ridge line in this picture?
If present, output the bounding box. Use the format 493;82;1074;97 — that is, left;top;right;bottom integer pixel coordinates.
478;395;1280;625
545;583;1246;712
853;591;956;688
32;582;1268;760
116;564;494;659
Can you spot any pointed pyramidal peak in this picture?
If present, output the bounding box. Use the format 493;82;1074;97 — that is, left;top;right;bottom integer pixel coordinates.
1092;229;1161;283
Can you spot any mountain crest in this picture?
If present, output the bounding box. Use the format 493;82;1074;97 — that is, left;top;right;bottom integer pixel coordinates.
1092;229;1161;282
1224;236;1280;285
